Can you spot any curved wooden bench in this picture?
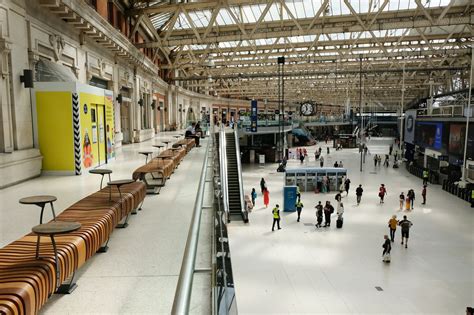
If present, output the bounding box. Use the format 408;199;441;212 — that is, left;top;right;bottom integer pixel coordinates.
132;158;174;194
160;148;185;167
173;138;195;153
0;181;146;315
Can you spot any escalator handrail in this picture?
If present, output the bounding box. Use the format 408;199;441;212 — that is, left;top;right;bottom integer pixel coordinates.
234;128;247;220
219;127;230;219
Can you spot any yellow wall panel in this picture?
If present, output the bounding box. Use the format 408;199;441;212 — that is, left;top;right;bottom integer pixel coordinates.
36;91;74;171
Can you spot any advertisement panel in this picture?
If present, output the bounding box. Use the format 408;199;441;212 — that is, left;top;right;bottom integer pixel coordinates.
404;109;416;144
415;122;443;150
448;124;465;156
250;100;258;132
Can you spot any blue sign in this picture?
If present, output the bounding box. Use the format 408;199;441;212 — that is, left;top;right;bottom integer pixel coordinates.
283;186;297;212
250;100;258;132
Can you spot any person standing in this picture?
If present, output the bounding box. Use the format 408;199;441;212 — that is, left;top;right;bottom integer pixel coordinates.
337;202;344;220
251;188;257;207
296;185;301;202
378;184;387;204
422;169;429;185
339;161;343;168
374;155;378;167
384;155;389;167
389;144;393;155
382;235;392;262
299;151;305;163
335;190;342;205
471;189;474;208
407;189;415;210
333;161;339;168
388;215;398;242
320;155;324;167
421;185;427;205
398;215;413;248
405;192;411;211
263;187;270;208
344;177;351;195
322;176;328;193
323;201;334;227
377;155;382;167
327;147;330;154
399;192;405;211
295;200;304;222
356;184;363;205
315;201;323;228
272;204;281;231
260;178;266;195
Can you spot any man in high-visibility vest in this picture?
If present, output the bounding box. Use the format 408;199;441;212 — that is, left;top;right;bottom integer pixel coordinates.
422;169;429;185
272;204;281;231
295;200;304;222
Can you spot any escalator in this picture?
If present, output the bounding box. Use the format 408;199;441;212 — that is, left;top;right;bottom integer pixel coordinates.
218;129;248;222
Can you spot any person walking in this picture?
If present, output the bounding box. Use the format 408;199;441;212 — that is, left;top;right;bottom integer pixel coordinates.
315;201;323;228
322;176;328;193
382;235;392;262
378;184;387;204
260;178;266;195
374;155;378;167
323;201;334;227
295;200;304;222
327;147;330;154
407;189;415;210
263;187;270;208
471;189;474;208
337;202;344;219
299;152;305;163
388;215;398;242
422;169;429;185
377;155;382;167
296;185;301;202
384;155;389;167
318;147;322;155
344;177;351;195
251;188;257;207
398;215;413;248
399;192;405;211
421;185;427;205
389;144;393;155
405;192;411;211
335;190;342;205
356;184;363;205
271;204;281;231
319;155;324;167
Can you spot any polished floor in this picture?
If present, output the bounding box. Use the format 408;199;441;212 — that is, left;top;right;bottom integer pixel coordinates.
0;132;212;314
229;138;473;314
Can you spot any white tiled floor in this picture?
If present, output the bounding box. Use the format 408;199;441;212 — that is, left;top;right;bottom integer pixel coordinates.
229;138;474;314
0;132;212;314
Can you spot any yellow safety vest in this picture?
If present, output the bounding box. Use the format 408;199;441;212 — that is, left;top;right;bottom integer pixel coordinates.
272;208;280;219
296;202;303;209
423;170;428;178
471;190;474;199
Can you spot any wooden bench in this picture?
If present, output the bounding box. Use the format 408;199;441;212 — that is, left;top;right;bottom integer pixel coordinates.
132;158;174;194
173;138;195;153
0;181;146;315
158;148;185;168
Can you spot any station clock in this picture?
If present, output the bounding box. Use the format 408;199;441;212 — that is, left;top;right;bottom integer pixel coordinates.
300;102;315;116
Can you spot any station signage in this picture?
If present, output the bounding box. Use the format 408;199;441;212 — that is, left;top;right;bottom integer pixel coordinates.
250;100;257;132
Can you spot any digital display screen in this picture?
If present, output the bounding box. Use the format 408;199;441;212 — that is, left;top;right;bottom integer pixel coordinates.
415;122;443;150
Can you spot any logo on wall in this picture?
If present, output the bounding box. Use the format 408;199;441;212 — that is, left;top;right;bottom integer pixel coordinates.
404;109;416;144
83;104;88;114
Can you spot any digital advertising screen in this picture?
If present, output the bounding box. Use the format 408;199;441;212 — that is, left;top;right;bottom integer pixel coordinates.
448;124;465;156
415;122;443;150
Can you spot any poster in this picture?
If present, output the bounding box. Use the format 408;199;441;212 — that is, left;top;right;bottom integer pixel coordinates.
92;125;98;143
448;124;465;156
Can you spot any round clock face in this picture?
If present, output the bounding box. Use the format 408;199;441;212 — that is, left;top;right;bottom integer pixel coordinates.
300;103;314;116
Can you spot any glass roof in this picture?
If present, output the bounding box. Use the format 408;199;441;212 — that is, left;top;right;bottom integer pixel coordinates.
168;0;451;31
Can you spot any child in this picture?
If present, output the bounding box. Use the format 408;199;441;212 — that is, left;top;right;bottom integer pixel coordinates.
251;188;257;206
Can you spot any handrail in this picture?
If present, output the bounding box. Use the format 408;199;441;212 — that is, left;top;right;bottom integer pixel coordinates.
219;127;230;220
171;138;211;315
234;128;246;219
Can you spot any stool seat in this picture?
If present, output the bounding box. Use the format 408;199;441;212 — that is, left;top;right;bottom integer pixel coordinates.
89;169;112;175
20;195;57;205
138;151;154;155
108;179;135;187
32;221;81;235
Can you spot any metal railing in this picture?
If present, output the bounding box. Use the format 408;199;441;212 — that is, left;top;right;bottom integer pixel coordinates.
233;128;247;222
417;105;465;117
171;138;211;315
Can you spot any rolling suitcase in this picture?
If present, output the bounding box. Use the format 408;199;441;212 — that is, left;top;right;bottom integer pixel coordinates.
336;218;343;228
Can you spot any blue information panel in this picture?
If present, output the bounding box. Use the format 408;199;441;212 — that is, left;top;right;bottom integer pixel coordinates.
250;100;257;132
283;186;297;212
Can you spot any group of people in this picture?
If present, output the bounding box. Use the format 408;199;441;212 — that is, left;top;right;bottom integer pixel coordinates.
184;122;203;147
333;161;344;168
383;215;414;262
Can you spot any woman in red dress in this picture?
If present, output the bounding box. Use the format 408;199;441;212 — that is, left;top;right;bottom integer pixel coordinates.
263;187;270;208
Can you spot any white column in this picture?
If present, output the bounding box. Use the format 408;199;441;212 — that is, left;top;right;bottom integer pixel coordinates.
0;39;14;153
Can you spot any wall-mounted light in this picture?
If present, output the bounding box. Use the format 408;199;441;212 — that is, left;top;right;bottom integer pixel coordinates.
138;98;144;106
20;69;34;88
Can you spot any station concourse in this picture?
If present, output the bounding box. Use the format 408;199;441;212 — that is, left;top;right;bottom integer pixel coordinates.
0;0;472;314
